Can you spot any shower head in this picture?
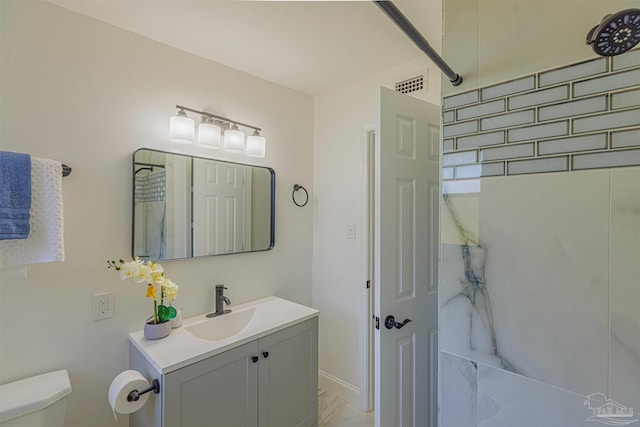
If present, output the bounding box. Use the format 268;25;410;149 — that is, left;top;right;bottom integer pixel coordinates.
586;9;640;56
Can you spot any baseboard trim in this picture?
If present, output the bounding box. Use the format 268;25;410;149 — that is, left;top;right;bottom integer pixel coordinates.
318;370;361;408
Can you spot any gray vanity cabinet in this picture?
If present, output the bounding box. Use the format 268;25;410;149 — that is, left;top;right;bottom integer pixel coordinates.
164;340;259;427
130;317;318;427
257;318;318;427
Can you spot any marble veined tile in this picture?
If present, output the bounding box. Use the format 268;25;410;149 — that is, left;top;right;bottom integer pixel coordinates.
318;388;373;427
609;168;640;416
440;242;506;370
477;172;610;395
440;351;477;427
478;365;593;427
441;171;610;396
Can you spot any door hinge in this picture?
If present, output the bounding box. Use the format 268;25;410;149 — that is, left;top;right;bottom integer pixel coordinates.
374;316;380;330
366;280;371;289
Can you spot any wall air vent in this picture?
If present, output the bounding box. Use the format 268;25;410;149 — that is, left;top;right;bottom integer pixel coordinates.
395;75;424;94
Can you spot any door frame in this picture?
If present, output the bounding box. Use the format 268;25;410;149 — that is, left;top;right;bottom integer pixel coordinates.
361;125;376;413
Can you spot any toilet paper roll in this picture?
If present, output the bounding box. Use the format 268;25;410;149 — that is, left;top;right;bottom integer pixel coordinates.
108;370;150;421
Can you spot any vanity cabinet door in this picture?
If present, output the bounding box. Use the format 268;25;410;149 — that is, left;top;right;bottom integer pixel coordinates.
258;318;318;427
163;340;259;427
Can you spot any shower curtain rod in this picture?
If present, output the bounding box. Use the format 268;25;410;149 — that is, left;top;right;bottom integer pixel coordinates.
134;161;165;169
373;1;463;86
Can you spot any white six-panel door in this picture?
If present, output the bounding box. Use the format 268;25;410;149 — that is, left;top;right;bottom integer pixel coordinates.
193;159;247;256
375;86;440;427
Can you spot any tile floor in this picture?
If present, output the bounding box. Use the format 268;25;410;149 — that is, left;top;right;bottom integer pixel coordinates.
318;388;374;427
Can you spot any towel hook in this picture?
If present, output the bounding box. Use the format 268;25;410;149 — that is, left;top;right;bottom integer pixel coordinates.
292;184;309;207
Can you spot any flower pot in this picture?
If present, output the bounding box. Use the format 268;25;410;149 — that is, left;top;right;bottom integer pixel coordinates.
171;308;183;329
143;320;171;340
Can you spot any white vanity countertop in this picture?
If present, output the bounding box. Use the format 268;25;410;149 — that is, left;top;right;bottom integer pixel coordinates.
128;296;319;374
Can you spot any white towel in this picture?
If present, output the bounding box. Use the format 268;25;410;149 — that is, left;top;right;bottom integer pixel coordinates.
0;158;65;267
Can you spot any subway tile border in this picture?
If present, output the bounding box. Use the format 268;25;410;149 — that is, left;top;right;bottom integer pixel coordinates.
442;48;640;181
539;57;608;87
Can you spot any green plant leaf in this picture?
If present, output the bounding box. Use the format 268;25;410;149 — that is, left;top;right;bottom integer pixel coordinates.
167;306;177;320
157;305;170;322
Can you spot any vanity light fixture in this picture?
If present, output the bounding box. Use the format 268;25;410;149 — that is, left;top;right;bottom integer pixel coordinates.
170;105;265;157
223;124;245;152
246;130;266;158
197;117;221;148
169;108;195;143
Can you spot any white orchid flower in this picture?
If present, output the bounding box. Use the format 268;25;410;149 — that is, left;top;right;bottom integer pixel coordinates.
119;262;139;280
163;278;179;302
109;257;179;324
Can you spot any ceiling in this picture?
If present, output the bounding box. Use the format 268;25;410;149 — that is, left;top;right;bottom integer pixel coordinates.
48;0;442;95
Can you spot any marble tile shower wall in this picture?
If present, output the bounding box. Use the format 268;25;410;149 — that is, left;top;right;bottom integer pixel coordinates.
442;49;640;182
439;50;640;427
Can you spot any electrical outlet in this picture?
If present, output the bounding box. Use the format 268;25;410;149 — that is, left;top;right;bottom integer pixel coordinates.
92;293;113;321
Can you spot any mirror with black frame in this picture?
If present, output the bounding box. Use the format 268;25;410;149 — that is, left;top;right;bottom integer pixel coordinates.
132;148;275;261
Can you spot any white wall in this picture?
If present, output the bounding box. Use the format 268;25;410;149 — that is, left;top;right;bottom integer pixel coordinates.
312;51;443;406
0;2;313;426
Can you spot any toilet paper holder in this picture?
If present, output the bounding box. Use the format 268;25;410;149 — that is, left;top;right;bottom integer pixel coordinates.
127;379;160;402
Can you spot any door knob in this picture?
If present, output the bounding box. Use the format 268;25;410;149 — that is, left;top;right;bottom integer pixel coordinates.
384;315;412;330
252;356;259;363
262;351;269;359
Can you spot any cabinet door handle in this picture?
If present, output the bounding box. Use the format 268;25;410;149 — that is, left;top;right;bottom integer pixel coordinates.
252;356;259;363
262;351;269;359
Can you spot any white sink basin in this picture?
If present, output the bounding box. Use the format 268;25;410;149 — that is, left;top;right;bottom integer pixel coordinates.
186;308;256;342
128;296;319;374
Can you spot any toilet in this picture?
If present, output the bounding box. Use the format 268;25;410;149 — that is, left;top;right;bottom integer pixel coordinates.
0;370;71;427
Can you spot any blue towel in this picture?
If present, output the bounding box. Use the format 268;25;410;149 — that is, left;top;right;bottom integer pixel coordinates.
0;151;31;239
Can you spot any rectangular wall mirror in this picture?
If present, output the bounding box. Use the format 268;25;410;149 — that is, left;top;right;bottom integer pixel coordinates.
133;148;275;261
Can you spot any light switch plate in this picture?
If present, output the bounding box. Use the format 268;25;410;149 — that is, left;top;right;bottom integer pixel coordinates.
347;222;356;239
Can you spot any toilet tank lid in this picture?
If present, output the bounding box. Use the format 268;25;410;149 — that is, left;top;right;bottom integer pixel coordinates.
0;370;71;423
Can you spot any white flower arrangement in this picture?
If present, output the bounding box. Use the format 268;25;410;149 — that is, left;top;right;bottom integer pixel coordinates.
107;258;179;324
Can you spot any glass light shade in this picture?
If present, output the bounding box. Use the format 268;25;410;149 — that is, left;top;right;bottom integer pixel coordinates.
197;120;221;148
169;110;195;143
246;133;266;158
223;125;245;152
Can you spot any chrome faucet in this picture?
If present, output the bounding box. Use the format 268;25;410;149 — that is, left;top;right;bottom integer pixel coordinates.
207;284;231;318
